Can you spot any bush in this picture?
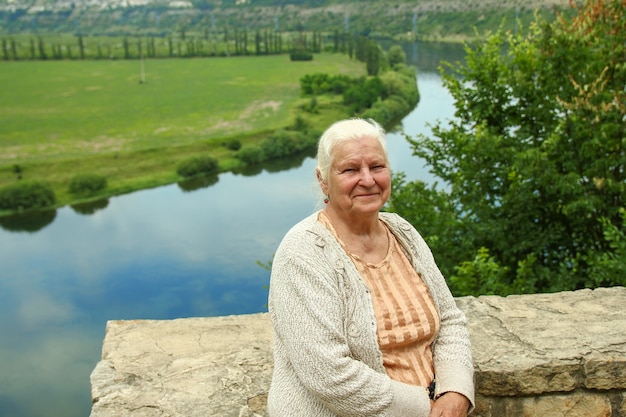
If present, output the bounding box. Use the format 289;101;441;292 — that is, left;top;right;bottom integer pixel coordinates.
343;76;384;113
300;73;353;96
290;51;313;61
260;130;317;160
290;115;310;132
387;45;407;67
362;95;411;126
261;130;297;159
68;173;107;195
223;139;242;151
176;155;219;178
303;96;319;113
380;68;419;104
300;73;329;95
0;181;56;211
236;145;265;165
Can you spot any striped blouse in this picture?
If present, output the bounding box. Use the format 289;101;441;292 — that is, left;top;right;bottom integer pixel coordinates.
319;212;440;387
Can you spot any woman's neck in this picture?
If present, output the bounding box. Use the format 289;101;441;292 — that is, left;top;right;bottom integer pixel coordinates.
321;208;388;263
322;206;381;237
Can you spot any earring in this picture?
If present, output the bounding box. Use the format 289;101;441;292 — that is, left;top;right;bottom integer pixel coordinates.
324;196;329;204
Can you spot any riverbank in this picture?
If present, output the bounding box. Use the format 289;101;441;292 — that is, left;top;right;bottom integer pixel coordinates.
0;54;369;216
0;50;422;217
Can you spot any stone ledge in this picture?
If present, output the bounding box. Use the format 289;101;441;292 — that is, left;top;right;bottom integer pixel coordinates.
89;286;626;417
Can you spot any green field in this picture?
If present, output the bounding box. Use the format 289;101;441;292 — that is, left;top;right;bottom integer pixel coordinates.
0;54;365;208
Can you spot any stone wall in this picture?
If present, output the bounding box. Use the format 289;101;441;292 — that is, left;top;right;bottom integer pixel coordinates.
89;287;626;417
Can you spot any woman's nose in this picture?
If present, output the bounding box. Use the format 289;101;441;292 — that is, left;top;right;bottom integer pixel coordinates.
359;168;375;185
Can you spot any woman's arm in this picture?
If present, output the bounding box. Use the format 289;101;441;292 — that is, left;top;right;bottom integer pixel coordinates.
392;215;475;410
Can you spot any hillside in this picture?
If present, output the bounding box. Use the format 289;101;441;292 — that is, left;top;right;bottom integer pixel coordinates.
0;0;572;40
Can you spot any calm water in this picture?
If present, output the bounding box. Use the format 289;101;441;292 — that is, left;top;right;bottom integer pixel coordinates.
0;43;461;417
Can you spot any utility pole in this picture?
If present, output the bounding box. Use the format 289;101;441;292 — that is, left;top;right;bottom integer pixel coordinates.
139;39;145;84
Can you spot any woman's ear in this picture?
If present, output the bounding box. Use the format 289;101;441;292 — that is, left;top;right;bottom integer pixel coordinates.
316;168;328;195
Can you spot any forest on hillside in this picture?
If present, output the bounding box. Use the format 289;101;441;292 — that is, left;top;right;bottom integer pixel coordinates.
0;0;572;41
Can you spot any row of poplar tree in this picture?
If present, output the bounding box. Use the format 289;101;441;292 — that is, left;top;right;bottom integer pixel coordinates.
1;29;366;61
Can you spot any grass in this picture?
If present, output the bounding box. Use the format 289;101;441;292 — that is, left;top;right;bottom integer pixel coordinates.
0;53;365;210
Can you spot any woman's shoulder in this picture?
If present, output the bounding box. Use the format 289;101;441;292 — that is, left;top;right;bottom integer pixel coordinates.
379;211;418;234
281;211;321;238
277;211;330;252
380;211;432;257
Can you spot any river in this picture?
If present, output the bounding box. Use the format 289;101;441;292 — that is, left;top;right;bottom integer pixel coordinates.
0;42;463;417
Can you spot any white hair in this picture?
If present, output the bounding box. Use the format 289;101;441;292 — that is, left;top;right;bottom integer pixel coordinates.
315;118;389;185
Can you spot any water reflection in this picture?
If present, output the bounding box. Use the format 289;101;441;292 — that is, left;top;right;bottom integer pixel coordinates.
70;198;110;215
0;209;57;233
0;162;322;417
0;42;461;417
177;174;220;192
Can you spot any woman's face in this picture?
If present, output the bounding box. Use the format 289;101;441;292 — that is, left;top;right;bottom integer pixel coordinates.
319;135;391;217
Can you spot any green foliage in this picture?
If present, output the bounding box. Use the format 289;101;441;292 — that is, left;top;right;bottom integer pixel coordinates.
12;164;22;178
0;1;569;46
390;0;626;295
386;45;407;67
365;40;383;76
68;173;107;196
450;247;510;296
300;73;353;95
223;139;242;151
290;115;310;132
237;124;318;165
361;65;419;125
578;209;626;288
343;76;384;113
289;51;314;61
176;155;219;178
260;129;317;160
235;118;315;166
387;173;465;280
303;96;319;113
236;145;265;165
0;181;56;211
381;65;419;103
299;56;418;124
361;95;407;127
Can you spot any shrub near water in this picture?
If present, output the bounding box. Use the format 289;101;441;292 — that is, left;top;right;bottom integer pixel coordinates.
260;129;317;160
68;173;107;196
236;145;265;165
0;181;56;211
223;139;242;151
176;155;219;178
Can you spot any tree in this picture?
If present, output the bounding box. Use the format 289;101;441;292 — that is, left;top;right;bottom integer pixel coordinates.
37;36;47;60
255;29;262;55
77;35;85;59
123;37;130;59
389;0;626;296
365;39;382;76
386;45;406;67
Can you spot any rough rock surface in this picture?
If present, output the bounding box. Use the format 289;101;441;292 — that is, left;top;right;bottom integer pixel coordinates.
90;287;626;417
90;315;272;417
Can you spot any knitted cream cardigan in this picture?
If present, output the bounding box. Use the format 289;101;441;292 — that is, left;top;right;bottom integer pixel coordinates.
268;211;475;417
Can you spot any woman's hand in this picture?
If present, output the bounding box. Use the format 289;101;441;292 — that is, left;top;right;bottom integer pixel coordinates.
429;392;470;417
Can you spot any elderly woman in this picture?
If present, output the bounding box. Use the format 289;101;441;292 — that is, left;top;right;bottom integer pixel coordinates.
267;118;474;417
